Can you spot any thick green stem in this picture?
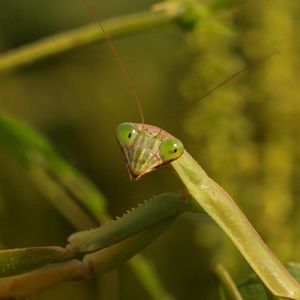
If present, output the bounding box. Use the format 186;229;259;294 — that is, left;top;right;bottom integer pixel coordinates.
171;151;300;299
0;9;179;73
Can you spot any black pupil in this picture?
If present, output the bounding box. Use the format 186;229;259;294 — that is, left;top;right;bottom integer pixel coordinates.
128;132;132;138
173;148;177;153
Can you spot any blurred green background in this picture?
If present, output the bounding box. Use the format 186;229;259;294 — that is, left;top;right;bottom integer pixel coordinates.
0;0;300;299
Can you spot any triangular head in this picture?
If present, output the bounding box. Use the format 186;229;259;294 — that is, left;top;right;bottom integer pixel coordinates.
116;122;184;180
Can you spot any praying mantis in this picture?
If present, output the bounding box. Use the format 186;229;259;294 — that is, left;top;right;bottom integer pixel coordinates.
0;0;300;299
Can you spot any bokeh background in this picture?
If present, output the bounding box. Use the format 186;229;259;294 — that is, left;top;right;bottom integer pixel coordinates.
0;0;300;299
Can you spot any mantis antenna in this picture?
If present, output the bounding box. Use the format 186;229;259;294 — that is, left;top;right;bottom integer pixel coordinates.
160;51;278;130
81;0;145;124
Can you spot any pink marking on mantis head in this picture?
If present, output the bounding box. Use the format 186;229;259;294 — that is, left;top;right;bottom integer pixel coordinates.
116;122;184;180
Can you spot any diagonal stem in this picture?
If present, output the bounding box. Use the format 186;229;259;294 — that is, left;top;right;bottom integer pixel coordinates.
0;9;179;73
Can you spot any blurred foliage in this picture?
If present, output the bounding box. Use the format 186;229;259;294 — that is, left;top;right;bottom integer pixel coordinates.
0;0;299;299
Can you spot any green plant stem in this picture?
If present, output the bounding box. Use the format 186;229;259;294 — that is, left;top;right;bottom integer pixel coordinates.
0;9;179;73
129;255;174;300
214;264;243;300
171;151;300;299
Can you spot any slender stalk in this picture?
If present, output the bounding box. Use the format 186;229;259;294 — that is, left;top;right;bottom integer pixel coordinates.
213;264;243;300
171;151;300;299
0;9;179;73
129;255;175;300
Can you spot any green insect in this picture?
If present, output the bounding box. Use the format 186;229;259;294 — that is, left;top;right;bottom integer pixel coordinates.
114;121;300;298
0;1;299;299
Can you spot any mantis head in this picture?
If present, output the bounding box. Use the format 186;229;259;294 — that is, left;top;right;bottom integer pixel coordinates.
116;122;184;180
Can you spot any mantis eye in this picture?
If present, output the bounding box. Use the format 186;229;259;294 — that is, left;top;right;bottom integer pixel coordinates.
159;138;184;162
116;122;138;146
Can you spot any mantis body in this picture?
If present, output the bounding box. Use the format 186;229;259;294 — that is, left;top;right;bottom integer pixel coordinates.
115;122;300;299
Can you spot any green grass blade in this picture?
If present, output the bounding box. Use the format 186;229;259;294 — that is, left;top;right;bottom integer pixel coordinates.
214;264;244;300
129;255;175;300
0;113;108;227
